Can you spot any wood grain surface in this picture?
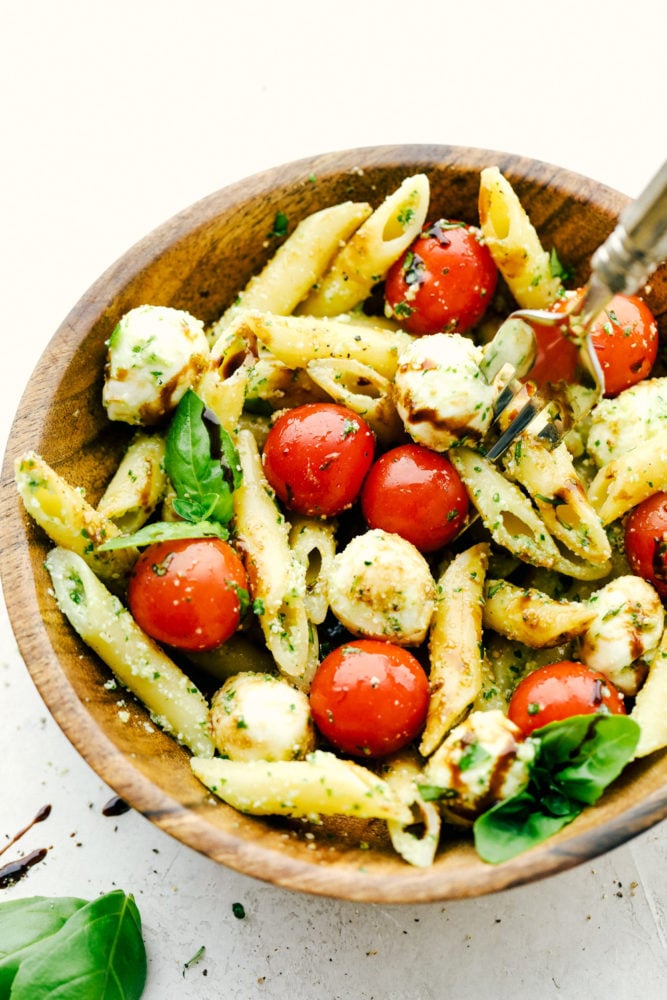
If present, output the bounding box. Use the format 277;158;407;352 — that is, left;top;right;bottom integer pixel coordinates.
2;144;667;903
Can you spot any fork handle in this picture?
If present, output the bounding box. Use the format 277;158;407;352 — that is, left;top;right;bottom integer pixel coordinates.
590;159;667;297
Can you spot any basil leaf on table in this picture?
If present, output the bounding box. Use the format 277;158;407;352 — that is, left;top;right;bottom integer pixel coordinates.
473;714;640;864
0;890;146;999
0;896;87;995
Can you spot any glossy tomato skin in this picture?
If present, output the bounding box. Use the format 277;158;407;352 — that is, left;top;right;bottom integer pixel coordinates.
384;220;498;335
360;444;469;552
625;491;667;600
128;537;248;652
309;639;430;757
508;661;626;736
529;291;658;396
262;403;375;517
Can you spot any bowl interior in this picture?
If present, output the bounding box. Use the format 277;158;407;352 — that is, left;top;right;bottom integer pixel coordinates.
3;144;667;903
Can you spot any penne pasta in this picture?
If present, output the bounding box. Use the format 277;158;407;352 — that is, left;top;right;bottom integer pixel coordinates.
196;323;254;434
298;174;430;316
382;750;442;868
190;750;412;824
233;430;312;687
587;430;667;525
450;447;561;569
96;432;167;534
237;310;414;382
209;200;373;339
478;166;562;308
244;355;328;412
504;436;611;566
288;515;337;625
482;579;596;648
15;451;137;587
420;543;489;757
306;357;404;445
630;627;667;758
45;547;214;757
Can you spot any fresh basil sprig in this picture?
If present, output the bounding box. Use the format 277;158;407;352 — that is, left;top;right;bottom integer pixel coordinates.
473;714;640;864
0;890;146;999
100;389;241;551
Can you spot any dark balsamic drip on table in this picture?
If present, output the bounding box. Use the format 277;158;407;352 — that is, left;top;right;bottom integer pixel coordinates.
102;795;131;817
0;848;48;889
0;804;52;889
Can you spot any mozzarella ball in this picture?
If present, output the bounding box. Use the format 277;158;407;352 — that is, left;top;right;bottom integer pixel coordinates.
327;528;436;645
580;575;664;695
421;710;535;820
209;672;316;762
103;305;209;425
393;332;497;451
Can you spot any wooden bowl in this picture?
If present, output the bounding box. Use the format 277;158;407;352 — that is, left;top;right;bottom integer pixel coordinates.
3;145;667;903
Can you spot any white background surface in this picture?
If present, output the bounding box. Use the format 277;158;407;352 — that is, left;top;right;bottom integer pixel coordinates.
2;2;667;997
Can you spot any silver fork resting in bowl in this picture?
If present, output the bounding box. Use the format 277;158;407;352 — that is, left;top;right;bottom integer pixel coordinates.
485;158;667;461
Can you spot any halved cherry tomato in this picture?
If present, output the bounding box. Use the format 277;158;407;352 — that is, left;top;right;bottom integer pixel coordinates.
360;444;469;552
508;660;626;736
309;639;429;757
625;491;667;600
529;290;658;397
384;220;498;335
128;537;248;652
262;403;375;517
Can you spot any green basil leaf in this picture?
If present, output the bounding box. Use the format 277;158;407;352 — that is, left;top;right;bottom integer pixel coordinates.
0;896;87;995
536;714;640;806
165;389;236;525
7;890;146;1000
474;790;581;864
98;519;228;551
473;714;640;864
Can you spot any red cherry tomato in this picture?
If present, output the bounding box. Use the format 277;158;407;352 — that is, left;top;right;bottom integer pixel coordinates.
262;403;375;517
508;661;626;736
384;220;498;335
529;291;658;396
360;444;469;552
625;491;667;600
128;537;248;652
309;639;430;757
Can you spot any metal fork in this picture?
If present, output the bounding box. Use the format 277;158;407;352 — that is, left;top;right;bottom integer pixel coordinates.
485;158;667;461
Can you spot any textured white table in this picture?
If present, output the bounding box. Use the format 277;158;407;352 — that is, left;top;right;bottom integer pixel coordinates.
3;3;667;997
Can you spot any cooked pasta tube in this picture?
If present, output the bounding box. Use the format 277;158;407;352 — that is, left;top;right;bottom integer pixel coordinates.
483;579;596;648
420;543;489;757
306;357;404;445
382;751;441;868
196;323;253;434
587;430;667;525
631;627;667;757
15;451;137;587
233;430;312;687
190;750;412;824
238;310;414;381
450;447;561;570
245;356;328;411
288;515;337;625
96;432;167;534
504;437;611;566
209;200;373;340
45;547;214;758
478;166;562;308
298;174;430;316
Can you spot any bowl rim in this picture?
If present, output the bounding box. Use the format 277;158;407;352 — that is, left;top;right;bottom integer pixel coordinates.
3;143;667;903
